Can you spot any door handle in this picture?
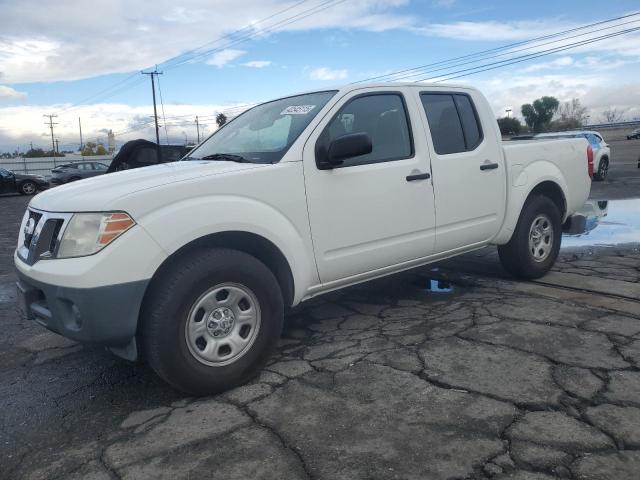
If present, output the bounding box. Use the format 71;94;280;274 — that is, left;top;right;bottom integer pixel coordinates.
406;172;431;181
480;162;499;171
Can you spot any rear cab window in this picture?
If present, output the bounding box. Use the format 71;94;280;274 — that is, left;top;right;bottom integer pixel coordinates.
420;92;483;155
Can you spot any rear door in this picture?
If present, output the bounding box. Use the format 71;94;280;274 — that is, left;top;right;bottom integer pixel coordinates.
303;87;436;284
417;88;505;253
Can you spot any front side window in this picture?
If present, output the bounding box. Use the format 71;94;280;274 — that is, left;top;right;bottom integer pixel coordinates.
187;91;337;164
421;93;483;155
317;93;413;168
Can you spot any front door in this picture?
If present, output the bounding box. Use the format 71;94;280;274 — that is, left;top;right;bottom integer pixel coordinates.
303;88;436;284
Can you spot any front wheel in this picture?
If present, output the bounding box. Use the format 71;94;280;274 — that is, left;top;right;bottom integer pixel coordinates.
19;181;37;195
141;248;284;395
498;195;562;279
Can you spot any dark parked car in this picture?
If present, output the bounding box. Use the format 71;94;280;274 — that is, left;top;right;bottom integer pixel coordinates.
627;129;640;140
107;140;193;173
50;161;109;185
0;168;49;195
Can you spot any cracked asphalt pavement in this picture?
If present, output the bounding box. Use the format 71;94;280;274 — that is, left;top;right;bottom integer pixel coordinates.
2;175;640;478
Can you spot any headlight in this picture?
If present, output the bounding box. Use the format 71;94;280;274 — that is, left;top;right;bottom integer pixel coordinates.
57;212;135;258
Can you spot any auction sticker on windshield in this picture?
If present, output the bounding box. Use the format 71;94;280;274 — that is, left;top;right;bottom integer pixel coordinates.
281;105;316;115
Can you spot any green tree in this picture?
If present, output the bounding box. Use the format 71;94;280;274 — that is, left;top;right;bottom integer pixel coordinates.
497;117;522;136
521;96;559;133
25;148;46;158
96;144;107;155
216;113;227;127
81;141;96;156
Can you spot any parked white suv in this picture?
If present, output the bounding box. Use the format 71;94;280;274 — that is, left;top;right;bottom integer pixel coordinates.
536;131;611;181
15;83;591;394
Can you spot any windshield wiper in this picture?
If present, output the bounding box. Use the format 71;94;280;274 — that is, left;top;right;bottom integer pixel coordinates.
199;153;250;163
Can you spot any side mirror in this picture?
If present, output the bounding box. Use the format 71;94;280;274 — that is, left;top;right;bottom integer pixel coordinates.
324;133;372;168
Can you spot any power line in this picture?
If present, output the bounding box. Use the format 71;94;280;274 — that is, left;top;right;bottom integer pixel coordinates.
163;0;348;71
392;17;640;82
413;25;640;83
54;74;144;115
54;0;337;115
352;10;640;84
156;74;170;144
159;0;312;70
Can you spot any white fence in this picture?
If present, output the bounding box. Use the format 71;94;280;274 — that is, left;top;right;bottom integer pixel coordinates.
0;155;113;177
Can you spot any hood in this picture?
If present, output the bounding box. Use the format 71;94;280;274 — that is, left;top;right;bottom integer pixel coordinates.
30;160;267;212
14;172;45;180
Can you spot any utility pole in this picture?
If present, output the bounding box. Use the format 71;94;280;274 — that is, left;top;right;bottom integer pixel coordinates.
78;117;84;151
43;114;58;154
505;108;512;118
141;68;163;145
195;116;200;143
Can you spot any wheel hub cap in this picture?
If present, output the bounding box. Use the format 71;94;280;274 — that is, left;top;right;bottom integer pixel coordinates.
206;308;235;338
184;283;261;366
528;214;554;263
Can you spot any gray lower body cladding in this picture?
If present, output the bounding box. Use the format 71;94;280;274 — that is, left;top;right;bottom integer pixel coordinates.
16;270;148;353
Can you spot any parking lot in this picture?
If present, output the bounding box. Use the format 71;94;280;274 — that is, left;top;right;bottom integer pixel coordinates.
1;138;639;480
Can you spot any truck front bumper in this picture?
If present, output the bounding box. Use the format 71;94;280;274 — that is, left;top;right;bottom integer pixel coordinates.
16;269;148;358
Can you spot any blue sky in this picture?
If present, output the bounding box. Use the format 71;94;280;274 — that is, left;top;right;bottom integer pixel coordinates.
1;0;639;150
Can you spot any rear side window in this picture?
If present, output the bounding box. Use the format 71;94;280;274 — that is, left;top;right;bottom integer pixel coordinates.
421;93;483;155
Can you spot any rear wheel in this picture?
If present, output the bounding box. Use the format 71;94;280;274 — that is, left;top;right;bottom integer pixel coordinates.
594;158;608;181
141;248;284;395
19;181;37;195
498;195;562;279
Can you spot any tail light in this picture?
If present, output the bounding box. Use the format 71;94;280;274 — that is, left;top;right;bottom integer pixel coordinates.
587;145;594;179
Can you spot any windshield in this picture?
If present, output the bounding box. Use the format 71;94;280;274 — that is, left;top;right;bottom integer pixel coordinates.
186;91;337;164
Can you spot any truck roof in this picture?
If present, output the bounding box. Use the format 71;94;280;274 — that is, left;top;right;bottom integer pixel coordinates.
285;82;478;99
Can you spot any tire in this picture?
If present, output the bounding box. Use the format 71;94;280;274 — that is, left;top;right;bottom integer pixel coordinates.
498;195;562;280
141;248;284;395
19;181;37;195
594;158;608;181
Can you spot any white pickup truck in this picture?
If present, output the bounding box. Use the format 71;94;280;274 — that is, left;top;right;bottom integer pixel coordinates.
15;83;591;394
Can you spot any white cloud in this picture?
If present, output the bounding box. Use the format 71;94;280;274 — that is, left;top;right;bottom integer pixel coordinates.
0;102;251;151
0;85;27;101
433;0;456;8
309;67;348;81
478;73;640;123
242;60;272;68
205;49;246;68
420;20;570;41
0;0;415;83
521;56;574;72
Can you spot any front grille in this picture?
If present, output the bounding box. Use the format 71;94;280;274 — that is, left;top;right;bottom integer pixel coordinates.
18;209;72;265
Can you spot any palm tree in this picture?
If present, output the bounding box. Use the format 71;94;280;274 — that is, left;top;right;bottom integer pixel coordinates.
216;113;227;128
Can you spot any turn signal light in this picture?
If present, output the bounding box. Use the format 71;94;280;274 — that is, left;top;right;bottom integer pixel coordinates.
98;213;135;246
